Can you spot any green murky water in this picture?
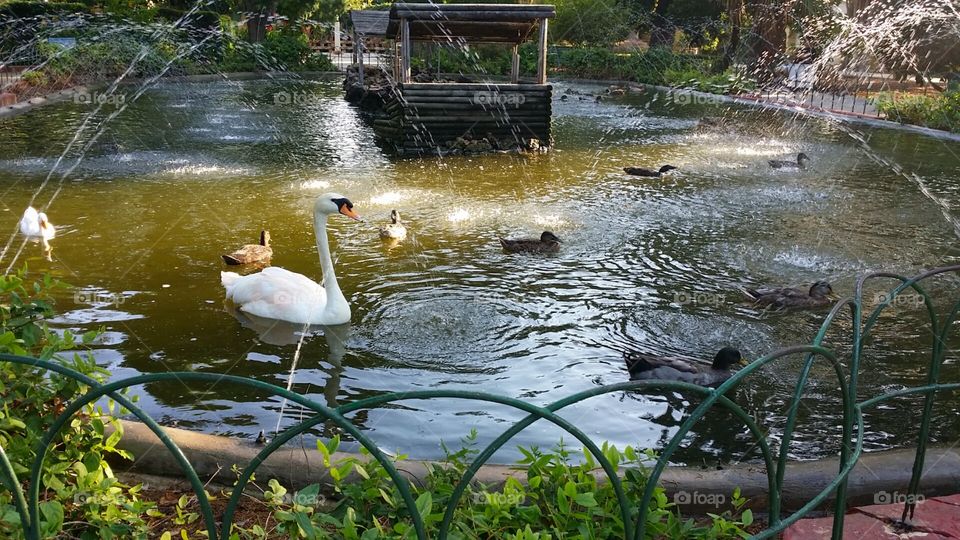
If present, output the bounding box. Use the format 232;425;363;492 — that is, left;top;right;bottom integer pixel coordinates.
3;76;960;463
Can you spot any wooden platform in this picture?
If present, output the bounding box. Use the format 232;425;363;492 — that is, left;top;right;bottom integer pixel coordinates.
372;82;552;155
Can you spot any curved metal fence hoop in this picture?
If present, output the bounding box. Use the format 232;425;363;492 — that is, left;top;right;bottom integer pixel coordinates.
751;408;867;540
770;346;852;525
6;262;960;540
0;444;29;532
338;390;634;540
854;269;960;523
0;354;223;540
224;390;631;540
634;345;847;540
34;369;428;540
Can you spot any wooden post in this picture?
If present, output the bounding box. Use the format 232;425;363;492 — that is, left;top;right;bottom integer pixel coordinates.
401;18;412;84
510;44;519;83
536;18;548;84
355;30;364;87
334;20;341;53
394;40;400;80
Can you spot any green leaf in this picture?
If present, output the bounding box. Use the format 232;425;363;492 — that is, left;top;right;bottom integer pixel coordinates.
39;501;64;536
415;492;433;519
295;511;317;539
741;509;753;526
297;483;321;506
573;492;598;508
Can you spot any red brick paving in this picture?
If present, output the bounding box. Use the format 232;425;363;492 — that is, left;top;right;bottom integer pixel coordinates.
783;496;960;539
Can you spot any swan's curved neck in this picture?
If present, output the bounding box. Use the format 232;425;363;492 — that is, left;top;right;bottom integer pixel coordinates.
314;212;347;310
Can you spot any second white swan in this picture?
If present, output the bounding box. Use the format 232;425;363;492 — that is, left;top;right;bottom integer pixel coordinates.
221;193;361;325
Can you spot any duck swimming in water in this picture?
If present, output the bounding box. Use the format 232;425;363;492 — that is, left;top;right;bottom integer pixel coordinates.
378;209;407;241
742;280;835;310
19;207;55;251
222;230;272;265
624;165;678;177
769;153;810;170
625;347;747;387
499;231;561;254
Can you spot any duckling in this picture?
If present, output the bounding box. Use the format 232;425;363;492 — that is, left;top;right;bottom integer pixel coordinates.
19;206;55;251
222;230;272;265
625;347;747;387
742;280;834;310
606;86;626;96
499;231;562;254
769;152;810;170
255;430;269;445
624;165;678;177
378;209;407;240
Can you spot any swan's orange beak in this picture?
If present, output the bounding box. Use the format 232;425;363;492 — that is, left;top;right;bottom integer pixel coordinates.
339;205;362;221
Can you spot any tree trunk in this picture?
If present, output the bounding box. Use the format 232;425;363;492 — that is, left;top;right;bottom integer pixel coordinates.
747;0;790;81
715;0;743;73
846;0;872;18
244;1;276;43
647;0;674;49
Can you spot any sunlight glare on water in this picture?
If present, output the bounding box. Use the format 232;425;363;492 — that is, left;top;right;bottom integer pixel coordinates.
2;77;960;464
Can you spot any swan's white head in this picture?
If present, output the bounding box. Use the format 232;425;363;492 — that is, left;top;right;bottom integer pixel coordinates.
315;193;362;221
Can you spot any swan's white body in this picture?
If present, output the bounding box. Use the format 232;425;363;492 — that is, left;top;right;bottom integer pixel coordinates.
19;207;55;240
221;194;359;326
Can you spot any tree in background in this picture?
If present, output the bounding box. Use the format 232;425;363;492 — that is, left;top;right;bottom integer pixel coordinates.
550;0;634;46
629;0;724;49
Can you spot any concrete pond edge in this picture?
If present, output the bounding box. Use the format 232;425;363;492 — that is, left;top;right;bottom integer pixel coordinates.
111;419;960;516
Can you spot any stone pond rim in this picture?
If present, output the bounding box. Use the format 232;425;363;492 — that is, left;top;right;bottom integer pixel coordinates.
109;419;960;515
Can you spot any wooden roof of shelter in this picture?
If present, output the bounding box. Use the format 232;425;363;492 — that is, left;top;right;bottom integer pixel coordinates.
350;10;390;37
385;3;556;44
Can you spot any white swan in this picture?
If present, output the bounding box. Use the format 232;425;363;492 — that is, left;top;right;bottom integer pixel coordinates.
19;207;55;239
19;207;55;250
221;193;361;325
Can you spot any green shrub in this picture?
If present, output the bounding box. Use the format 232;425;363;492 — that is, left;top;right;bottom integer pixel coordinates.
261;27;335;72
0;1;89;17
551;0;634;46
664;67;756;94
270;433;755;539
553;47;712;85
19;69;47;86
0;269;155;539
874;91;960;133
411;43;538;78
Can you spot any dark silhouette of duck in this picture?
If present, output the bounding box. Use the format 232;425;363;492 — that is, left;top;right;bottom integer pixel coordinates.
624;165;678;177
222;230;272;265
769;153;810;170
742;280;835;309
499;231;562;254
625;347;747;386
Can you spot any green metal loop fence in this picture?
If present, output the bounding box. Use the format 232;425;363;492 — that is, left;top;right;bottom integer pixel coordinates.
4;264;960;539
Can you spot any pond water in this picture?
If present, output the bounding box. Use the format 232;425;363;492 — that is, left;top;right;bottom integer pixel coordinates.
3;76;960;465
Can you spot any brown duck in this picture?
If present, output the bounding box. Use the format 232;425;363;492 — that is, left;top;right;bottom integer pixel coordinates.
222;230;272;265
742;280;835;310
499;231;562;254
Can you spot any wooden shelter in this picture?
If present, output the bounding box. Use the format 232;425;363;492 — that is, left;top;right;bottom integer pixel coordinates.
351;3;556;155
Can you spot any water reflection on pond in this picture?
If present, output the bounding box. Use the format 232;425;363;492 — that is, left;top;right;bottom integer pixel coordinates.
2;76;960;463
